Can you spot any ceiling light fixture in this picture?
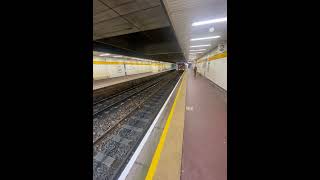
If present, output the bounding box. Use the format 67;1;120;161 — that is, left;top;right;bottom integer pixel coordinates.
191;36;220;41
113;55;123;58
192;17;227;26
190;44;211;48
189;52;203;54
190;49;206;52
209;27;215;32
99;53;110;56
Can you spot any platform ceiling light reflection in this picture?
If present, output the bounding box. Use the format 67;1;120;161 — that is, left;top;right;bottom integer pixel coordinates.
190;44;211;48
99;53;110;56
192;17;227;26
113;55;123;58
191;36;220;41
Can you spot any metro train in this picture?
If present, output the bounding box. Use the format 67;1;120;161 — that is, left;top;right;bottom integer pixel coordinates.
176;62;186;71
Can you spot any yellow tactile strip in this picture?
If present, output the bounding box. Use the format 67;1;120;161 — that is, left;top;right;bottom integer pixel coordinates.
145;72;187;180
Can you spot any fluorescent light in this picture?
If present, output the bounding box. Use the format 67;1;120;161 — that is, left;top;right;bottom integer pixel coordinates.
192;17;227;26
189;52;203;54
190;44;211;48
191;36;220;41
113;55;123;58
190;49;206;52
99;53;110;56
133;57;144;60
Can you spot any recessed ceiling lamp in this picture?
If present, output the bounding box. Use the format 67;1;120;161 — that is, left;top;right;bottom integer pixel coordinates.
190;49;206;51
190;44;211;48
192;17;227;26
99;53;110;56
191;36;220;41
209;26;215;32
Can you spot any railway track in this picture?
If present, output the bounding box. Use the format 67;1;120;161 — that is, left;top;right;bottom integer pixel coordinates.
93;74;169;117
93;73;168;106
93;71;181;180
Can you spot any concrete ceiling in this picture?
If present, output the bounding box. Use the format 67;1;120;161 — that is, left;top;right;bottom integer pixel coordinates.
93;27;184;63
93;0;227;63
93;0;185;63
161;0;227;61
93;0;171;40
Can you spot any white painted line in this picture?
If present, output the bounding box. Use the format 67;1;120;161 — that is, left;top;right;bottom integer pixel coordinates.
185;106;193;111
117;73;184;180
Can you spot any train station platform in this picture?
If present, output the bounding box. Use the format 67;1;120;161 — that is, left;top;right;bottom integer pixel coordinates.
146;69;227;180
93;70;175;90
93;72;155;90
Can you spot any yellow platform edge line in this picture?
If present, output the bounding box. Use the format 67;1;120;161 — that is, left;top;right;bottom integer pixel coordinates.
145;72;186;180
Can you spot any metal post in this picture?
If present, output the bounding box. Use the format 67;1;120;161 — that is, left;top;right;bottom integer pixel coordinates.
123;62;127;76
